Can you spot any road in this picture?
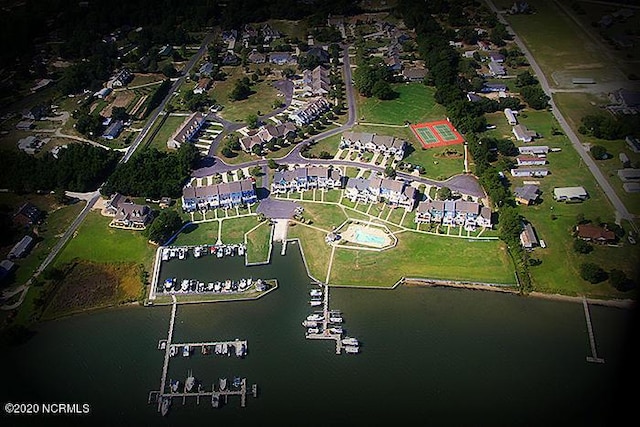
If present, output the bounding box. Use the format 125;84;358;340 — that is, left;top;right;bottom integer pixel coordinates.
1;32;216;310
484;0;635;225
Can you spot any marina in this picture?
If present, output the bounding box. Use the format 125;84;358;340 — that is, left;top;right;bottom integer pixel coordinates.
161;243;247;262
304;283;359;355
160;276;267;295
149;296;257;416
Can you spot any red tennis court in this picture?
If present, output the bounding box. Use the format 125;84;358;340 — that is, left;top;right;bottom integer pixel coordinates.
410;120;464;149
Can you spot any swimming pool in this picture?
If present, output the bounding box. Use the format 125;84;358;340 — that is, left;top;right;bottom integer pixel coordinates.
354;229;386;246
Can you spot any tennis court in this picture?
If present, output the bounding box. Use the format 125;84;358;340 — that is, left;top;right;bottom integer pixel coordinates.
410;120;464;149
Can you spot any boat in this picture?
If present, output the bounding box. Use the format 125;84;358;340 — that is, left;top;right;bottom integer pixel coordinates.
224;280;232;291
207;282;214;291
302;320;318;327
161;397;170;416
180;280;189;292
170;346;177;357
211;393;220;408
233;376;242;388
306;314;324;322
235;341;246;358
178;249;186;260
164;278;174;291
170;379;179;393
238;278;247;290
183;345;190;357
193;246;201;258
202;345;210;355
329;316;343;323
185;371;195;392
214;282;222;292
329;326;343;334
215;343;222;354
309;300;322;307
219;378;227;391
216;248;223;258
307;327;320;334
238;244;245;256
341;337;359;346
310;289;322;297
344;345;359;354
222;342;228;355
161;249;169;261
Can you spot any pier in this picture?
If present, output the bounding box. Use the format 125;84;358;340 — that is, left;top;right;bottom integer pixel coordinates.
304;283;347;354
582;297;605;364
149;296;257;415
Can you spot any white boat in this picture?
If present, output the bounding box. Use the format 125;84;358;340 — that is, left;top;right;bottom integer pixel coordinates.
170;379;179;393
307;327;320;334
238;278;247;290
219;378;227;391
178;249;185;260
238;245;245;256
215;343;222;354
310;289;322;297
309;300;322;307
341;337;359;346
306;314;324;322
211;393;220;408
161;397;170;416
329;326;343;334
164;278;174;291
344;345;359;354
183;345;190;357
180;280;189;292
214;282;222;292
216;248;223;258
170;346;177;357
329;316;343;323
162;249;169;261
222;342;228;355
207;282;214;291
193;246;201;258
185;370;195;392
302;320;318;327
235;341;246;357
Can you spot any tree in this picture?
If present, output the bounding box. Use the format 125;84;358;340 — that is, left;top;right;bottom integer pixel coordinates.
145;210;182;244
246;114;259;129
229;79;252;101
590;145;608;160
372;80;395;100
436;186;452;200
579;262;607;284
498;205;522;246
111;106;129;122
221;146;234;158
609;269;635;291
249;166;262;177
383;166;396;178
161;63;177;77
319;151;332;159
573;238;593;254
520;85;550;110
267;159;279;169
251;144;262;156
515;70;537;87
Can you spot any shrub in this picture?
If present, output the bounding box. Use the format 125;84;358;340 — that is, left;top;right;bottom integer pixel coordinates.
579;262;607;284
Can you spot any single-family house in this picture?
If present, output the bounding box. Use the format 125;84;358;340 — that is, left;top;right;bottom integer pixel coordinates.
269;52;295;65
512;124;537;142
520;223;539;249
516;155;546;166
102;120;124;140
198;62;214;76
514;185;540;205
22;105;48;121
625;136;640;153
8;235;34;259
401;67;427;82
158;45;172;56
16;120;34;130
107;68;133;88
576;224;616;245
610;88;640;108
510;168;549;178
168;112;206;149
617;168;640;182
488;60;506;77
17;136;45;155
504;108;517;125
488;52;505;63
248;50;266;64
518;145;549;156
104;193;152;230
0;259;15;282
13;202;42;227
261;24;281;43
94;87;112;99
385;55;402;72
221;52;240;66
467;92;483;103
193;77;211;94
482;82;507;93
553;186;588;202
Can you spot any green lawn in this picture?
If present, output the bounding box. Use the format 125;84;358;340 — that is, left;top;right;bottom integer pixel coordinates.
146;115;186;152
287;223;333;282
54;211;156;267
356;83;447;125
173;221;220;246
214;67;280;122
245;221;272;263
219;215;260;244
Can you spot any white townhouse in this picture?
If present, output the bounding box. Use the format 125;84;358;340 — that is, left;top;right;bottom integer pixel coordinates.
340;131;407;161
415;200;492;231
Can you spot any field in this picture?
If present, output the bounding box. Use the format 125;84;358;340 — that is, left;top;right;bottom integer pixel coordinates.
213;67;281;122
245;221;272;264
173;221;220;246
356;83;447;125
145;114;187;152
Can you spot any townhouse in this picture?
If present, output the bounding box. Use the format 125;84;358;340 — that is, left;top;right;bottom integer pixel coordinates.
168;112;206;149
340;131;407;161
414;200;492;231
288;97;330;126
240;122;297;152
271;166;343;194
182;178;257;212
344;177;416;211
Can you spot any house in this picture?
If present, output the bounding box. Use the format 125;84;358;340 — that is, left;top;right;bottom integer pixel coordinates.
512;124;537;142
553;186;588;202
514;185;540;205
248;50;266;64
198;62;214;76
240;122;297;152
104;193;152;230
620;153;631;168
504;108;517;125
222;29;238;43
618;168;640;182
271;166;342;194
193;77;211;94
520;223;538;249
300;66;330;96
13;202;42;227
8;235;34;259
221;52;240;66
102;120;124;140
510;168;549;178
401;67;427;82
261;23;281;43
625;136;640;153
16;120;34;130
345;177;416;211
306;47;330;64
385;55;402;72
340;131;407;161
107;68;133;88
269;52;295;65
158;44;172;56
17;136;46;155
482;82;507;93
0;259;15;282
623;183;640;193
94;87;112;99
181;178;257;212
22;105;48;121
30;78;52;93
610;88;640;108
467;92;483;103
477;40;491;51
288;98;330;126
516;155;546;166
518;145;549;156
488;60;506;77
168;112;206;149
159;197;172;209
576;224;616;245
488;52;505;63
463;50;477;58
415;200;492;230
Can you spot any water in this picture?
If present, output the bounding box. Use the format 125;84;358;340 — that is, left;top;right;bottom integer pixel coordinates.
1;243;635;426
354;229;385;246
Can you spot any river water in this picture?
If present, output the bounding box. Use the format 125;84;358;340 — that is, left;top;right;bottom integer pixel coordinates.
1;243;635;426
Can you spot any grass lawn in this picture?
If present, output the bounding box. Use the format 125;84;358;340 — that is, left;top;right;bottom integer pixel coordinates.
328;233;515;287
173;221;220;246
145;115;186;152
214;66;280;122
356;83;447;125
287;223;333;282
245;221;272;264
306;133;342;158
219;215;260;244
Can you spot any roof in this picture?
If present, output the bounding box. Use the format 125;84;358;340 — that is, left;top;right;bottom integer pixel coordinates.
102;120;124;139
577;224;615;241
9;235;34;258
14;202;42;224
553;186;588;199
514;185;540;202
402;67;427;80
518;145;548;154
520;223;538;247
617;168;640;181
346;177;370;191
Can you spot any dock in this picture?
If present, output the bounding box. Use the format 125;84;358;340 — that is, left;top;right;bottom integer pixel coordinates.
304;283;347;354
149;296;258;415
582;297;605;364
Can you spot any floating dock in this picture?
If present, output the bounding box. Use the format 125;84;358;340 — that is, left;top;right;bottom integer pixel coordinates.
304;283;353;355
583;297;605;364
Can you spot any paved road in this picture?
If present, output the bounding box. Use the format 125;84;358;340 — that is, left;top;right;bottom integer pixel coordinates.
484;0;635;226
